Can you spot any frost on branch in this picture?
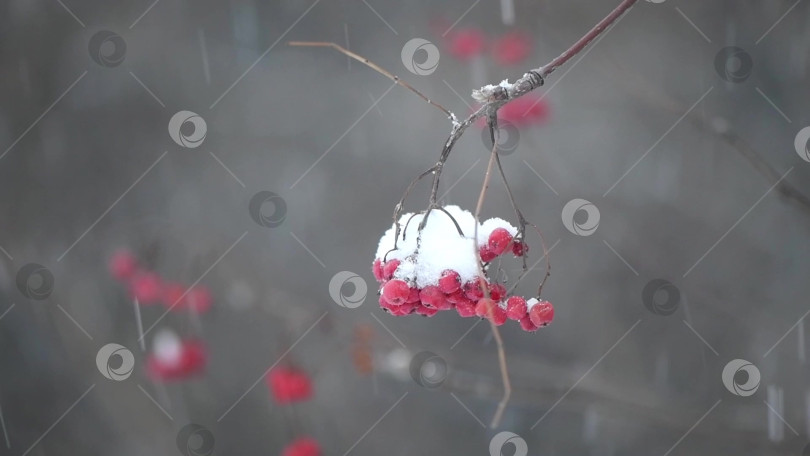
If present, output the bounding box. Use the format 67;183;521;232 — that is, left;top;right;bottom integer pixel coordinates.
372;205;552;331
471;79;514;103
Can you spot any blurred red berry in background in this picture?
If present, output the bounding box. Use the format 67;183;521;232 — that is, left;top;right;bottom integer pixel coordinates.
109;249;139;281
129;272;163;305
281;437;321;456
268;367;313;404
493;31;532;65
446;28;486;61
147;337;207;382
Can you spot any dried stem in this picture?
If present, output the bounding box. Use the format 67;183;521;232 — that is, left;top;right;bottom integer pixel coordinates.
288;41;454;120
539;0;638;79
474;121;511;428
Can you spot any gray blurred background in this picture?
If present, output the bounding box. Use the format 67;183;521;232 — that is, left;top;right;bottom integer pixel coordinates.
1;0;810;454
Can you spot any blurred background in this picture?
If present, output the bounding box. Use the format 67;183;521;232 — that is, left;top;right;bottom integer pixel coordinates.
1;0;810;454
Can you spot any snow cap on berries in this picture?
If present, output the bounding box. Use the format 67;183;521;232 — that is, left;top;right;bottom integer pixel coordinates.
375;206;517;289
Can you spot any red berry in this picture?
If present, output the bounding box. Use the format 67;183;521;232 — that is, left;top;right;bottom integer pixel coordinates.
455;300;477;317
419;285;445;309
382;259;400;280
372;259;384;282
281;437;321;456
488;228;513;256
130;272;163;305
267;366;313;403
491;305;507;326
529;300;554;327
519;315;539;332
493;31;532;65
415;304;439;317
475;298;496;317
186;286;212;313
162;282;186;308
479;245;498;262
379;295;396;312
447;28;486;61
499;96;550;127
512;241;528;257
406;287;421;303
445;289;466;304
463;280;486;301
490;283;507;302
147;340;207;382
390;302;415;316
438;270;461;294
382;279;410;306
109;249;138;280
506;296;528;320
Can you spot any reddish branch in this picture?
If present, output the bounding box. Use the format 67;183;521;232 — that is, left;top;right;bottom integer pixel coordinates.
290;0;639;429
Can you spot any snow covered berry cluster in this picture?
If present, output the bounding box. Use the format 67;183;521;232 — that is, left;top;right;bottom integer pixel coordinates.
373;206;553;331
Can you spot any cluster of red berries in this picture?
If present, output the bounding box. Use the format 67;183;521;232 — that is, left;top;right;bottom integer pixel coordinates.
109;249;212;313
268;366;321;455
430;23;533;65
146;338;207;382
374;228;553;331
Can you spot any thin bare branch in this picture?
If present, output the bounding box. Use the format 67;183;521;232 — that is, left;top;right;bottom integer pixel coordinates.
474;121;512;429
288;41;454;119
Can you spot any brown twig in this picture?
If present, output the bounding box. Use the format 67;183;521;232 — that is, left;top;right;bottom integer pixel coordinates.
474;120;512;428
288;41;454;120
